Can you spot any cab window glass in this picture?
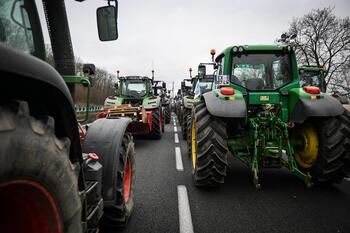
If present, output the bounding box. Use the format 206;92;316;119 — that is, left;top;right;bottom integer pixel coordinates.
0;0;35;54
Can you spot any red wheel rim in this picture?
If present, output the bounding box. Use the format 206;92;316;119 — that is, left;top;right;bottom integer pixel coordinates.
0;180;63;233
124;158;132;202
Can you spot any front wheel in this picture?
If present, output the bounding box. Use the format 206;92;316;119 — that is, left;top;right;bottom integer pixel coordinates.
100;133;136;229
181;108;191;140
150;108;162;139
191;102;228;187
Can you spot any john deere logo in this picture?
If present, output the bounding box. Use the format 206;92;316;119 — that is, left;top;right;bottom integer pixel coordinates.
260;96;269;101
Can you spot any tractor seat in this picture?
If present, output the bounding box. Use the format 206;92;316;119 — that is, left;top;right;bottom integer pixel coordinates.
245;78;264;90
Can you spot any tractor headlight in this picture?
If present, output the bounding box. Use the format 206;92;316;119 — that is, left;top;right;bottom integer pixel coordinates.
238;46;244;52
232;46;239;53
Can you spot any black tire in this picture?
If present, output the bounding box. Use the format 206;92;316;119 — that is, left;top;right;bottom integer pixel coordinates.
0;101;82;233
186;113;192;157
181;108;191;140
191;102;228;187
343;109;350;175
165;106;171;124
150;108;162;139
162;108;165;133
294;112;350;185
100;133;135;229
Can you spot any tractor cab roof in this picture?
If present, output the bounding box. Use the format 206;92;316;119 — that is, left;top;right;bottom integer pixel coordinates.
216;44;289;62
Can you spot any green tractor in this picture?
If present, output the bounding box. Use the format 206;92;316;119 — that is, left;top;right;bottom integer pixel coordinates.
153;80;171;125
299;66;350;110
179;70;195;139
190;45;350;188
101;74;163;139
185;63;214;154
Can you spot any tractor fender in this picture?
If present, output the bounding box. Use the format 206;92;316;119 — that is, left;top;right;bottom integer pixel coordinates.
202;92;247;118
290;95;344;123
0;44;81;163
82;117;131;205
143;96;161;109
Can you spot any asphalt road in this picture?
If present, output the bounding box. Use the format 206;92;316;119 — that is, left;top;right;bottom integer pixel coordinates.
120;113;350;233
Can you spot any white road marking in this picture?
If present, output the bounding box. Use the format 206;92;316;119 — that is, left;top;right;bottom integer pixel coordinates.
175;147;184;171
177;185;194;233
344;177;350;182
174;126;178;132
175;133;179;143
174;121;177;126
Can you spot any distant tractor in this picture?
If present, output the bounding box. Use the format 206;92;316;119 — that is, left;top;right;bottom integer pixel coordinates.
186;63;214;155
299;66;350;111
101;75;163;139
190;45;350;188
179;75;195;140
153;80;171;125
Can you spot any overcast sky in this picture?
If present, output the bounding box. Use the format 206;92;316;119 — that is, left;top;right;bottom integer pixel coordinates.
36;0;350;90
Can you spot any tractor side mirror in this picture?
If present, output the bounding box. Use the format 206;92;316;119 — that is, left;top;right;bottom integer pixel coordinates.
96;4;118;41
162;82;166;89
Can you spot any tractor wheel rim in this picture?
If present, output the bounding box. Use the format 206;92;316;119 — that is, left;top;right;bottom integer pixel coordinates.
191;118;197;169
295;126;319;168
124;157;132;203
0;180;63;233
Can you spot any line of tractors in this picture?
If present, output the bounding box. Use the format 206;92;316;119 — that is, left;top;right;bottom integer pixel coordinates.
0;0;174;232
176;47;350;189
1;0;350;232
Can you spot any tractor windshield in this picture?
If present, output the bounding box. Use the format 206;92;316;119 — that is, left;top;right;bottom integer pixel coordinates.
231;53;291;90
299;71;322;89
121;80;147;98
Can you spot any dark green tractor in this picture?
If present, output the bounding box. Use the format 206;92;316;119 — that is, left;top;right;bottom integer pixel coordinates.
186;64;214;155
179;74;195;139
153;80;171;125
190;45;350;188
299;66;350;110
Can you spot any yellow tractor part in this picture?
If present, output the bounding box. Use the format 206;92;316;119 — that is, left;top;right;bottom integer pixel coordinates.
294;126;319;168
191;119;197;169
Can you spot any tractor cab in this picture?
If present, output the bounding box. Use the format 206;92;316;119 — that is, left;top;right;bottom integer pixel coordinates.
105;76;153;106
193;63;214;98
299;66;326;92
193;75;214;97
118;76;152;99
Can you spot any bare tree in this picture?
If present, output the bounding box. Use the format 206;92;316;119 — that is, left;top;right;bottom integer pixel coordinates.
286;7;350;93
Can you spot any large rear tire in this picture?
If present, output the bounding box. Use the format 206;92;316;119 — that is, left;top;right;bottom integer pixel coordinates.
0;101;82;233
150;108;162;139
293;112;350;184
181;108;191;140
191;102;228;187
100;133;136;229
